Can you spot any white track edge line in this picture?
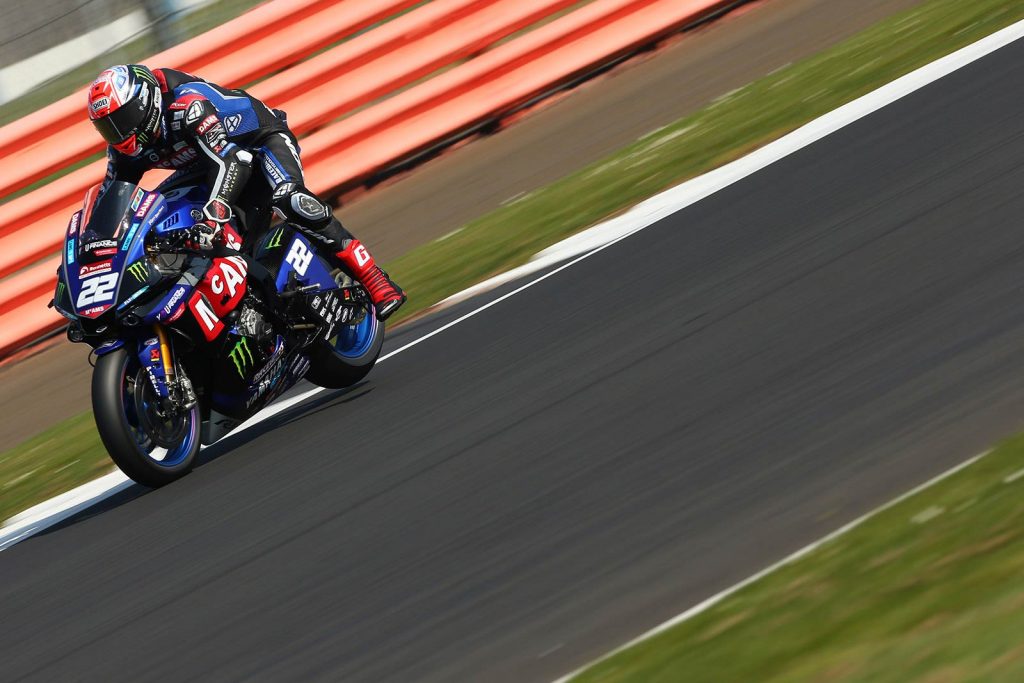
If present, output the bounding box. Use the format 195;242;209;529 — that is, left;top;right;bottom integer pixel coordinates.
550;451;991;683
0;235;637;551
441;17;1024;307
3;17;1022;551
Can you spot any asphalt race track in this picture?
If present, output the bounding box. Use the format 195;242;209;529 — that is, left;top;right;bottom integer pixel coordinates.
4;37;1024;683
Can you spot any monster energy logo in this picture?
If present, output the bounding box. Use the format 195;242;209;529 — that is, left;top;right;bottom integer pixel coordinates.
228;337;254;378
55;281;65;301
127;261;147;283
132;66;156;83
267;227;284;249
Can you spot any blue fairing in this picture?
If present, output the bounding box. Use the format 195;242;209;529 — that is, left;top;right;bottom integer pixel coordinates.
267;229;380;360
62;182;205;323
274;233;337;293
121;194;167;265
146;283;194;325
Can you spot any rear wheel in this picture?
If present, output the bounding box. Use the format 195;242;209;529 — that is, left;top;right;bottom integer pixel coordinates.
304;301;384;389
92;348;200;487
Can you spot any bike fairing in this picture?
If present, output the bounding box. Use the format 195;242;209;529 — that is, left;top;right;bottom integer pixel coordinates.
53;180;374;434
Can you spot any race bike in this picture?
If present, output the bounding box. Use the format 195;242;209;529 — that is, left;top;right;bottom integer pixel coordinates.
51;179;384;487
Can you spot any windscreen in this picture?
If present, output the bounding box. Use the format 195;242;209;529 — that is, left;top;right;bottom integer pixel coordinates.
83;181;137;240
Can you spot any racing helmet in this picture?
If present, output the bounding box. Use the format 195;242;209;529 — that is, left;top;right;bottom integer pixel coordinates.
87;64;162;157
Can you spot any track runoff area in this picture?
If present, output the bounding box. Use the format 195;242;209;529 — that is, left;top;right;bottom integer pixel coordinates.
4;17;1024;683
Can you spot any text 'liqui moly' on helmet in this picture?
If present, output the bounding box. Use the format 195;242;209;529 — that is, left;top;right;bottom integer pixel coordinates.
87;65;162;157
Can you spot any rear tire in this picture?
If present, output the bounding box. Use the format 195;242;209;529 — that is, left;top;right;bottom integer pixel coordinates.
305;304;385;389
92;348;200;487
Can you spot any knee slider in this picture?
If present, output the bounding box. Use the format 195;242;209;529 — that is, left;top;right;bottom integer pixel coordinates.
271;182;332;228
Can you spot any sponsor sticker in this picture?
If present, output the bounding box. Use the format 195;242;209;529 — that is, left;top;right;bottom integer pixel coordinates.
135;193;156;218
127;261;148;283
161;286;187;317
228;337;254;378
262;156;285;185
252;341;285;384
159;144;198;167
130;188;144;212
83;239;117;252
67;211;81;237
79;304;110;317
266;227;284;249
209;256;247;298
188;291;224;341
165;305;186;323
79;261;112;278
121;221;140;250
196;115;219;134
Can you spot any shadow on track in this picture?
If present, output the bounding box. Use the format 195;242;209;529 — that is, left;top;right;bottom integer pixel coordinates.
29;382;374;539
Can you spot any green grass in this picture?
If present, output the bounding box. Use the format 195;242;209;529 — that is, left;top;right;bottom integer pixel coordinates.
569;439;1024;682
384;0;1024;324
0;411;112;524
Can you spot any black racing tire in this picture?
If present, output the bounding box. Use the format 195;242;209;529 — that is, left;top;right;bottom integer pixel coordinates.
304;315;385;389
92;348;200;487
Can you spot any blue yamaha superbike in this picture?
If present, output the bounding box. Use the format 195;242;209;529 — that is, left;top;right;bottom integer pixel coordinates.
51;180;384;487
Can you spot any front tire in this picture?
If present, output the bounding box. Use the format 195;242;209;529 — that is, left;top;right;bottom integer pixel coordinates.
92;348;200;487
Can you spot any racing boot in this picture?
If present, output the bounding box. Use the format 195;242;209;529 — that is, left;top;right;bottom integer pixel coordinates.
335;239;407;321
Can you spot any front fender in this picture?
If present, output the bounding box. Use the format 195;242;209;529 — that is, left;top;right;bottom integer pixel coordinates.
94;339;125;356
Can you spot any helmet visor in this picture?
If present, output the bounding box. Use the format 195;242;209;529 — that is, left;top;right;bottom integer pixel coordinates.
92;97;149;145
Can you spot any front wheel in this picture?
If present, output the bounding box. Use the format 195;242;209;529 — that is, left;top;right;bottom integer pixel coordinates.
304;303;385;389
92;348;201;487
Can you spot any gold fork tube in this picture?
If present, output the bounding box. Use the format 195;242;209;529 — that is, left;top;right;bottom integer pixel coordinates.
154;325;174;379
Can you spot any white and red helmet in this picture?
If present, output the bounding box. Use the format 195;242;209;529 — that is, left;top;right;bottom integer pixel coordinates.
87;65;162;157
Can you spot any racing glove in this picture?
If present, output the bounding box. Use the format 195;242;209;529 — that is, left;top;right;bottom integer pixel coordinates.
184;221;222;251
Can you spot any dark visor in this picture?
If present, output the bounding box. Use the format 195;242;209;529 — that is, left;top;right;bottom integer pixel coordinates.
92;97;149;145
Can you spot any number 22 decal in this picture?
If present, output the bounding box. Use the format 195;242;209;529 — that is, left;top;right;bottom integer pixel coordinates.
285;240;313;276
77;273;119;307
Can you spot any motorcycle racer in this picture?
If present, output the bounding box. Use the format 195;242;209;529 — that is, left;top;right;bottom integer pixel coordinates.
86;64;406;320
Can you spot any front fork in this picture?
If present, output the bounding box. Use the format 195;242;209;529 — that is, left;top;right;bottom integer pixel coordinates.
139;325;196;412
